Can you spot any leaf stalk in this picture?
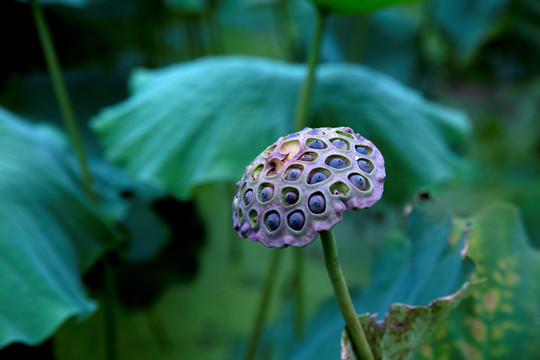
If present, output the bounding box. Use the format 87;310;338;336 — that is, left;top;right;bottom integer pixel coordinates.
29;0;97;203
292;6;327;131
320;229;374;360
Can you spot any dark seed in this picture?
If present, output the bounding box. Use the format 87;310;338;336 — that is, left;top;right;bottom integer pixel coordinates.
308;140;325;149
300;154;314;162
309;194;326;214
331;139;347;150
244;190;253;205
328;157;347;169
358;160;373;173
309;172;328;184
286;168;302;181
309;129;324;135
349;175;367;190
266;212;280;231
356;146;369;155
285;192;298;204
260;187;274;202
286;133;298;139
288;211;305;231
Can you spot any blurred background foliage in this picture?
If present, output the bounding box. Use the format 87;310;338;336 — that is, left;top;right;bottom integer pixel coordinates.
0;0;539;359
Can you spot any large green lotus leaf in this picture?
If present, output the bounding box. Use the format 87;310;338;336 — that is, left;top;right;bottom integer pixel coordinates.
420;204;540;359
311;0;422;15
0;107;115;348
92;57;470;201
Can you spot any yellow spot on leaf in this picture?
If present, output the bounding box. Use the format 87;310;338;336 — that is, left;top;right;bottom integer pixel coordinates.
466;317;486;342
483;290;500;312
506;272;520;286
489;344;510;357
419;345;433;357
491;326;505;341
459;340;482;360
500;303;514;313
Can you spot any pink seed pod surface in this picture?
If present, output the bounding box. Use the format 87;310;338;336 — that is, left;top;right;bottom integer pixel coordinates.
232;127;385;248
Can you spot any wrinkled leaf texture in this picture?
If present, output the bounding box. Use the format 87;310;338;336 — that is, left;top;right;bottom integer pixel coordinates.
286;200;475;360
342;283;474;360
421;204;540;359
0;107;114;348
92;56;470;202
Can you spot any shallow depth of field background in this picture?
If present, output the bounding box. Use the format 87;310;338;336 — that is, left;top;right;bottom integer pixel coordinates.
1;0;539;359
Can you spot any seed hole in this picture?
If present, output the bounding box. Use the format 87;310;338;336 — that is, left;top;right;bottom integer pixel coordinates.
281;187;300;205
251;164;263;182
308;128;325;135
306;138;327;150
249;209;258;227
243;189;254;205
330;182;350;196
330;138;349;150
355;145;373;155
265;211;280;231
285;133;299;139
308;193;326;214
284;165;304;181
299;152;318;162
263;144;276;158
348;174;370;191
325;155;350;169
267;159;285;176
258;183;275;203
335;130;355;139
288;211;305;231
279;140;301;159
308;168;331;185
357;159;374;173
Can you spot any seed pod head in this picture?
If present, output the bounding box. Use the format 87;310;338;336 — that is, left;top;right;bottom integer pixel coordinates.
232;127;385;248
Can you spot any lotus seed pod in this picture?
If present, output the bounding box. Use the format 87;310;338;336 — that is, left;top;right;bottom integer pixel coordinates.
232;127;385;248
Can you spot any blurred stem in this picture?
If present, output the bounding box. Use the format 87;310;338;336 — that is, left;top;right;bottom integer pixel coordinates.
245;248;282;360
292;5;327;131
273;0;296;61
28;0;97;202
294;247;304;339
320;230;374;360
289;4;328;342
103;256;118;360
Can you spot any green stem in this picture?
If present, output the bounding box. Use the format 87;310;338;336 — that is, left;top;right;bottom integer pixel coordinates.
292;5;327;131
320;230;374;360
294;247;304;339
29;3;117;360
29;0;97;202
103;257;118;360
245;248;282;360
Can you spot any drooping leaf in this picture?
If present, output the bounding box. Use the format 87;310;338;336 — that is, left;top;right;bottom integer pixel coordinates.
342;283;474;360
420;204;540;359
0;107;116;348
91;56;470;202
311;0;422;15
276;200;475;360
